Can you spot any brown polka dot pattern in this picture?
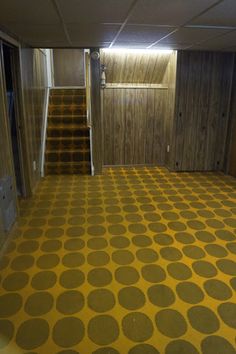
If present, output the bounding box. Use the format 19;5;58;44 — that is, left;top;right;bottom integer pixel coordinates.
0;167;235;353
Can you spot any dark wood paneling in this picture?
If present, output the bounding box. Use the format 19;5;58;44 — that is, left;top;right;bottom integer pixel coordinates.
124;89;137;164
114;89;125;164
172;51;234;172
153;89;166;165
162;52;177;169
0;47;17;239
227;57;236;177
91;49;102;174
145;89;155;164
0;44;14;180
101;51;172;84
53;49;85;87
103;88;169;166
103;89;114;166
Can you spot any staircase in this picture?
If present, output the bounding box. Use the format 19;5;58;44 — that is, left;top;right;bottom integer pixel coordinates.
45;88;91;175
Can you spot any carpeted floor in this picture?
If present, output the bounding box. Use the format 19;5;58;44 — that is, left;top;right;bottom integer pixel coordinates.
0;167;236;354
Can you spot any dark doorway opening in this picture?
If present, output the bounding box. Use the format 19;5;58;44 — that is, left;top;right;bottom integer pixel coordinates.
2;43;23;196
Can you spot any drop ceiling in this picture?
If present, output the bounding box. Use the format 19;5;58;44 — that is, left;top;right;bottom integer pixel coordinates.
0;0;235;51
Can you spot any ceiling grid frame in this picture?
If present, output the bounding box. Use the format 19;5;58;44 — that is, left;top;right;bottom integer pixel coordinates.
0;0;235;51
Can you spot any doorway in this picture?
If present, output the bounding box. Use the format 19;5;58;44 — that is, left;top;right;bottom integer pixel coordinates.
2;42;23;196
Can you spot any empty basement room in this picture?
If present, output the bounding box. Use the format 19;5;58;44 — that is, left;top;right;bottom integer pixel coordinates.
0;0;236;353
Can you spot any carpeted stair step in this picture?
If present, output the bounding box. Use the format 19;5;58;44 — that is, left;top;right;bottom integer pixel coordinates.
46;136;90;150
49;95;86;105
49;94;86;105
50;88;86;96
48;105;86;116
45;88;91;176
45;149;91;163
47;125;90;138
48;114;87;126
45;161;91;175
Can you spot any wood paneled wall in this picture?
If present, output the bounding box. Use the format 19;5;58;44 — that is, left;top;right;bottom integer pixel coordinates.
0;47;14;181
101;51;172;84
162;51;177;169
53;49;85;87
91;48;102;174
103;88;168;165
0;44;47;238
0;54;15;241
101;50;177;166
171;51;234;172
20;48;48;191
227;56;236;177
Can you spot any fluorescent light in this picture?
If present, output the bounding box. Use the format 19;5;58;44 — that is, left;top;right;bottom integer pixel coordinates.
102;47;173;54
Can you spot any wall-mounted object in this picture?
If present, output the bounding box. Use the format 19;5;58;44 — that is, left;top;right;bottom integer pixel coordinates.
0;176;16;232
101;64;106;89
91;51;100;61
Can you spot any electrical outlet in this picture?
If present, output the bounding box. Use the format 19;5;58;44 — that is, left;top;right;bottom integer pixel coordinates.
167;145;170;153
33;161;37;171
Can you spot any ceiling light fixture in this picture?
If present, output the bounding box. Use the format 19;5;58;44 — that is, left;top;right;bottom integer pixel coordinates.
102;47;173;54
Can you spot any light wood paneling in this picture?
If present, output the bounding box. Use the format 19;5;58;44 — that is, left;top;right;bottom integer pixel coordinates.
0;48;47;196
101;50;172;84
0;44;47;237
172;51;234;171
103;88;170;166
20;48;48;191
102;51;177;167
53;49;85;87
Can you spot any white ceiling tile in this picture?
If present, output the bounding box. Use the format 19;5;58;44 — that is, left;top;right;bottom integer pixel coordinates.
67;24;120;43
190;45;225;51
113;42;152;48
5;24;68;44
57;0;134;24
152;43;192;50
223;47;236;52
0;0;60;24
158;27;231;45
0;0;234;50
117;25;176;43
190;30;236;50
202;30;236;48
190;0;236;27
128;0;219;26
70;42;111;48
223;46;236;52
32;42;70;48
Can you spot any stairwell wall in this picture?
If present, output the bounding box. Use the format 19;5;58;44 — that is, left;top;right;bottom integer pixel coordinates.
20;47;48;192
0;34;48;239
0;44;48;193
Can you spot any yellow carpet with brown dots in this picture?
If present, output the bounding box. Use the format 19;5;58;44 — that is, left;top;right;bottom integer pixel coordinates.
0;167;236;354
